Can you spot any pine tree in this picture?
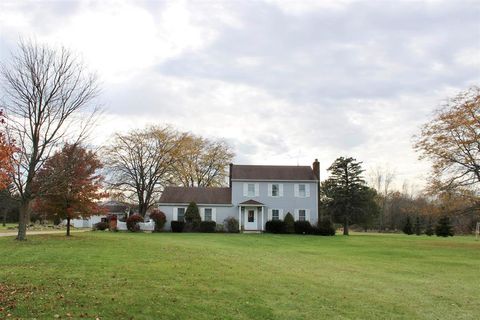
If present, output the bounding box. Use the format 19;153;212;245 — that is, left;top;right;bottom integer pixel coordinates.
414;216;422;235
320;157;378;235
425;218;434;236
284;212;295;234
403;216;414;235
435;216;454;237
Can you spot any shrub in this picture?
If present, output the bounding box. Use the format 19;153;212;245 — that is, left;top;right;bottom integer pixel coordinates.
216;224;225;232
403;216;414;235
294;220;312;234
126;214;144;232
185;202;201;224
224;217;239;233
435;216;454;237
92;221;108;231
200;221;216;233
414;216;422;235
171;221;185;233
317;219;336;236
149;209;167;232
265;220;285;234
284;212;295;234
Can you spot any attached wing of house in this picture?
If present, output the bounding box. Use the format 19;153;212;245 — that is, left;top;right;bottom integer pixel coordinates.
158;159;320;232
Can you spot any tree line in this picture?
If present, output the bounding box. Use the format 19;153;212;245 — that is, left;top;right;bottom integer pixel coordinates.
1;40;478;240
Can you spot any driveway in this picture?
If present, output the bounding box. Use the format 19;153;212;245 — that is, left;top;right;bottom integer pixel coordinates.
0;229;90;237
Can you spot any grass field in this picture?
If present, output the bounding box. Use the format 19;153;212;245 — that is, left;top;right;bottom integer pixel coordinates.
1;232;479;319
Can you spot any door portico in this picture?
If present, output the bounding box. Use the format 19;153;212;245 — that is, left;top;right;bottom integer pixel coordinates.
238;200;265;232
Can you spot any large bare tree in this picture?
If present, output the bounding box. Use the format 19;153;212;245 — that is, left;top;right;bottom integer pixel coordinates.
105;126;183;216
1;41;100;240
172;134;234;187
414;86;480;195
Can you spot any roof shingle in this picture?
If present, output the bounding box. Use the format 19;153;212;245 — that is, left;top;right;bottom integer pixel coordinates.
231;165;317;181
159;187;231;204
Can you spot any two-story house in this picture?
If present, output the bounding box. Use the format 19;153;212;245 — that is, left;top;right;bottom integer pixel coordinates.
158;159;320;232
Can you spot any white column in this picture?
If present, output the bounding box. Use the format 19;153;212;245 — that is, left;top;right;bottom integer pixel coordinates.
261;206;264;231
238;206;242;231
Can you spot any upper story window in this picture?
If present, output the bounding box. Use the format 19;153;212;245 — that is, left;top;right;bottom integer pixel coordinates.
272;209;280;221
299;184;306;197
204;208;212;221
244;183;259;197
272;184;279;196
295;184;310;198
177;208;185;222
298;209;306;221
269;183;283;197
247;183;255;197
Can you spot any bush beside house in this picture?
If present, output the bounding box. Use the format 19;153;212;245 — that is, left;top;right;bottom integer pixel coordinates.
294;221;312;234
265;220;285;233
150;209;167;232
171;221;185;233
224;217;239;233
284;212;295;234
127;214;144;232
200;221;216;233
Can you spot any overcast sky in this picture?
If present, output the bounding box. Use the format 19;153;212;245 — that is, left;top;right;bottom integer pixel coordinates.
1;0;479;191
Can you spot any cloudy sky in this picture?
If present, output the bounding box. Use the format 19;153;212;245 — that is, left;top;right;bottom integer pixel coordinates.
1;0;479;191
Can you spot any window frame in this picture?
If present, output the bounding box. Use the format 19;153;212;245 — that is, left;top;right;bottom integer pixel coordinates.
177;207;186;222
204;208;213;222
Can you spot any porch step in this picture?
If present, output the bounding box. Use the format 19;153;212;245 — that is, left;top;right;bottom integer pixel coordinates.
243;230;263;234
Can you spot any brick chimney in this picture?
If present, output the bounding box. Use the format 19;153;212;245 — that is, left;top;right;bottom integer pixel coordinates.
312;159;320;180
229;163;233;188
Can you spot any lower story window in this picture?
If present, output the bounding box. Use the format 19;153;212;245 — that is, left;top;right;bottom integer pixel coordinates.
204;208;212;221
272;209;280;221
177;208;185;222
299;209;306;221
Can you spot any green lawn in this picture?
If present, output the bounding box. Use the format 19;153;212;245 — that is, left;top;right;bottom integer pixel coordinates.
0;223;18;232
1;232;479;319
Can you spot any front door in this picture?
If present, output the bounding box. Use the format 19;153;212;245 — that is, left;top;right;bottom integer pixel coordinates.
245;208;257;230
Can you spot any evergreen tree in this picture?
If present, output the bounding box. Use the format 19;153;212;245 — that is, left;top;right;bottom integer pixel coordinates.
425;218;434;236
414;216;422;235
185;202;201;230
284;212;295;234
403;216;414;235
435;216;454;237
320;157;378;235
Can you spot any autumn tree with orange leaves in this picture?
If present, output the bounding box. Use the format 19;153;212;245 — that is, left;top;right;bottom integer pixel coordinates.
33;144;106;236
0;110;16;191
414;87;480;200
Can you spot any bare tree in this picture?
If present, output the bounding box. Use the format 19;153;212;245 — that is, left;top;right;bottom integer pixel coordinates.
172;134;234;187
1;40;100;240
368;165;396;231
104;126;183;216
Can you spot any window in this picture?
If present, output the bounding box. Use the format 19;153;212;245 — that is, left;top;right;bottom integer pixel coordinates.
272;209;280;221
298;184;306;197
248;210;255;222
272;184;279;197
204;208;212;222
299;209;306;221
247;183;255;197
177;208;185;222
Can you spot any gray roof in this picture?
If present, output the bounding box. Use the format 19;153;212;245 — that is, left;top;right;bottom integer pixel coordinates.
231;165;317;181
159;187;231;204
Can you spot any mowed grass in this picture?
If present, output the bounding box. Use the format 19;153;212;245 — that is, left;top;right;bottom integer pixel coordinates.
1;232;479;319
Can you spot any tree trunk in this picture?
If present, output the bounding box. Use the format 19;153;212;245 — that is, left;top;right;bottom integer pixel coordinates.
66;217;71;236
343;218;349;236
16;201;29;241
2;208;6;227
